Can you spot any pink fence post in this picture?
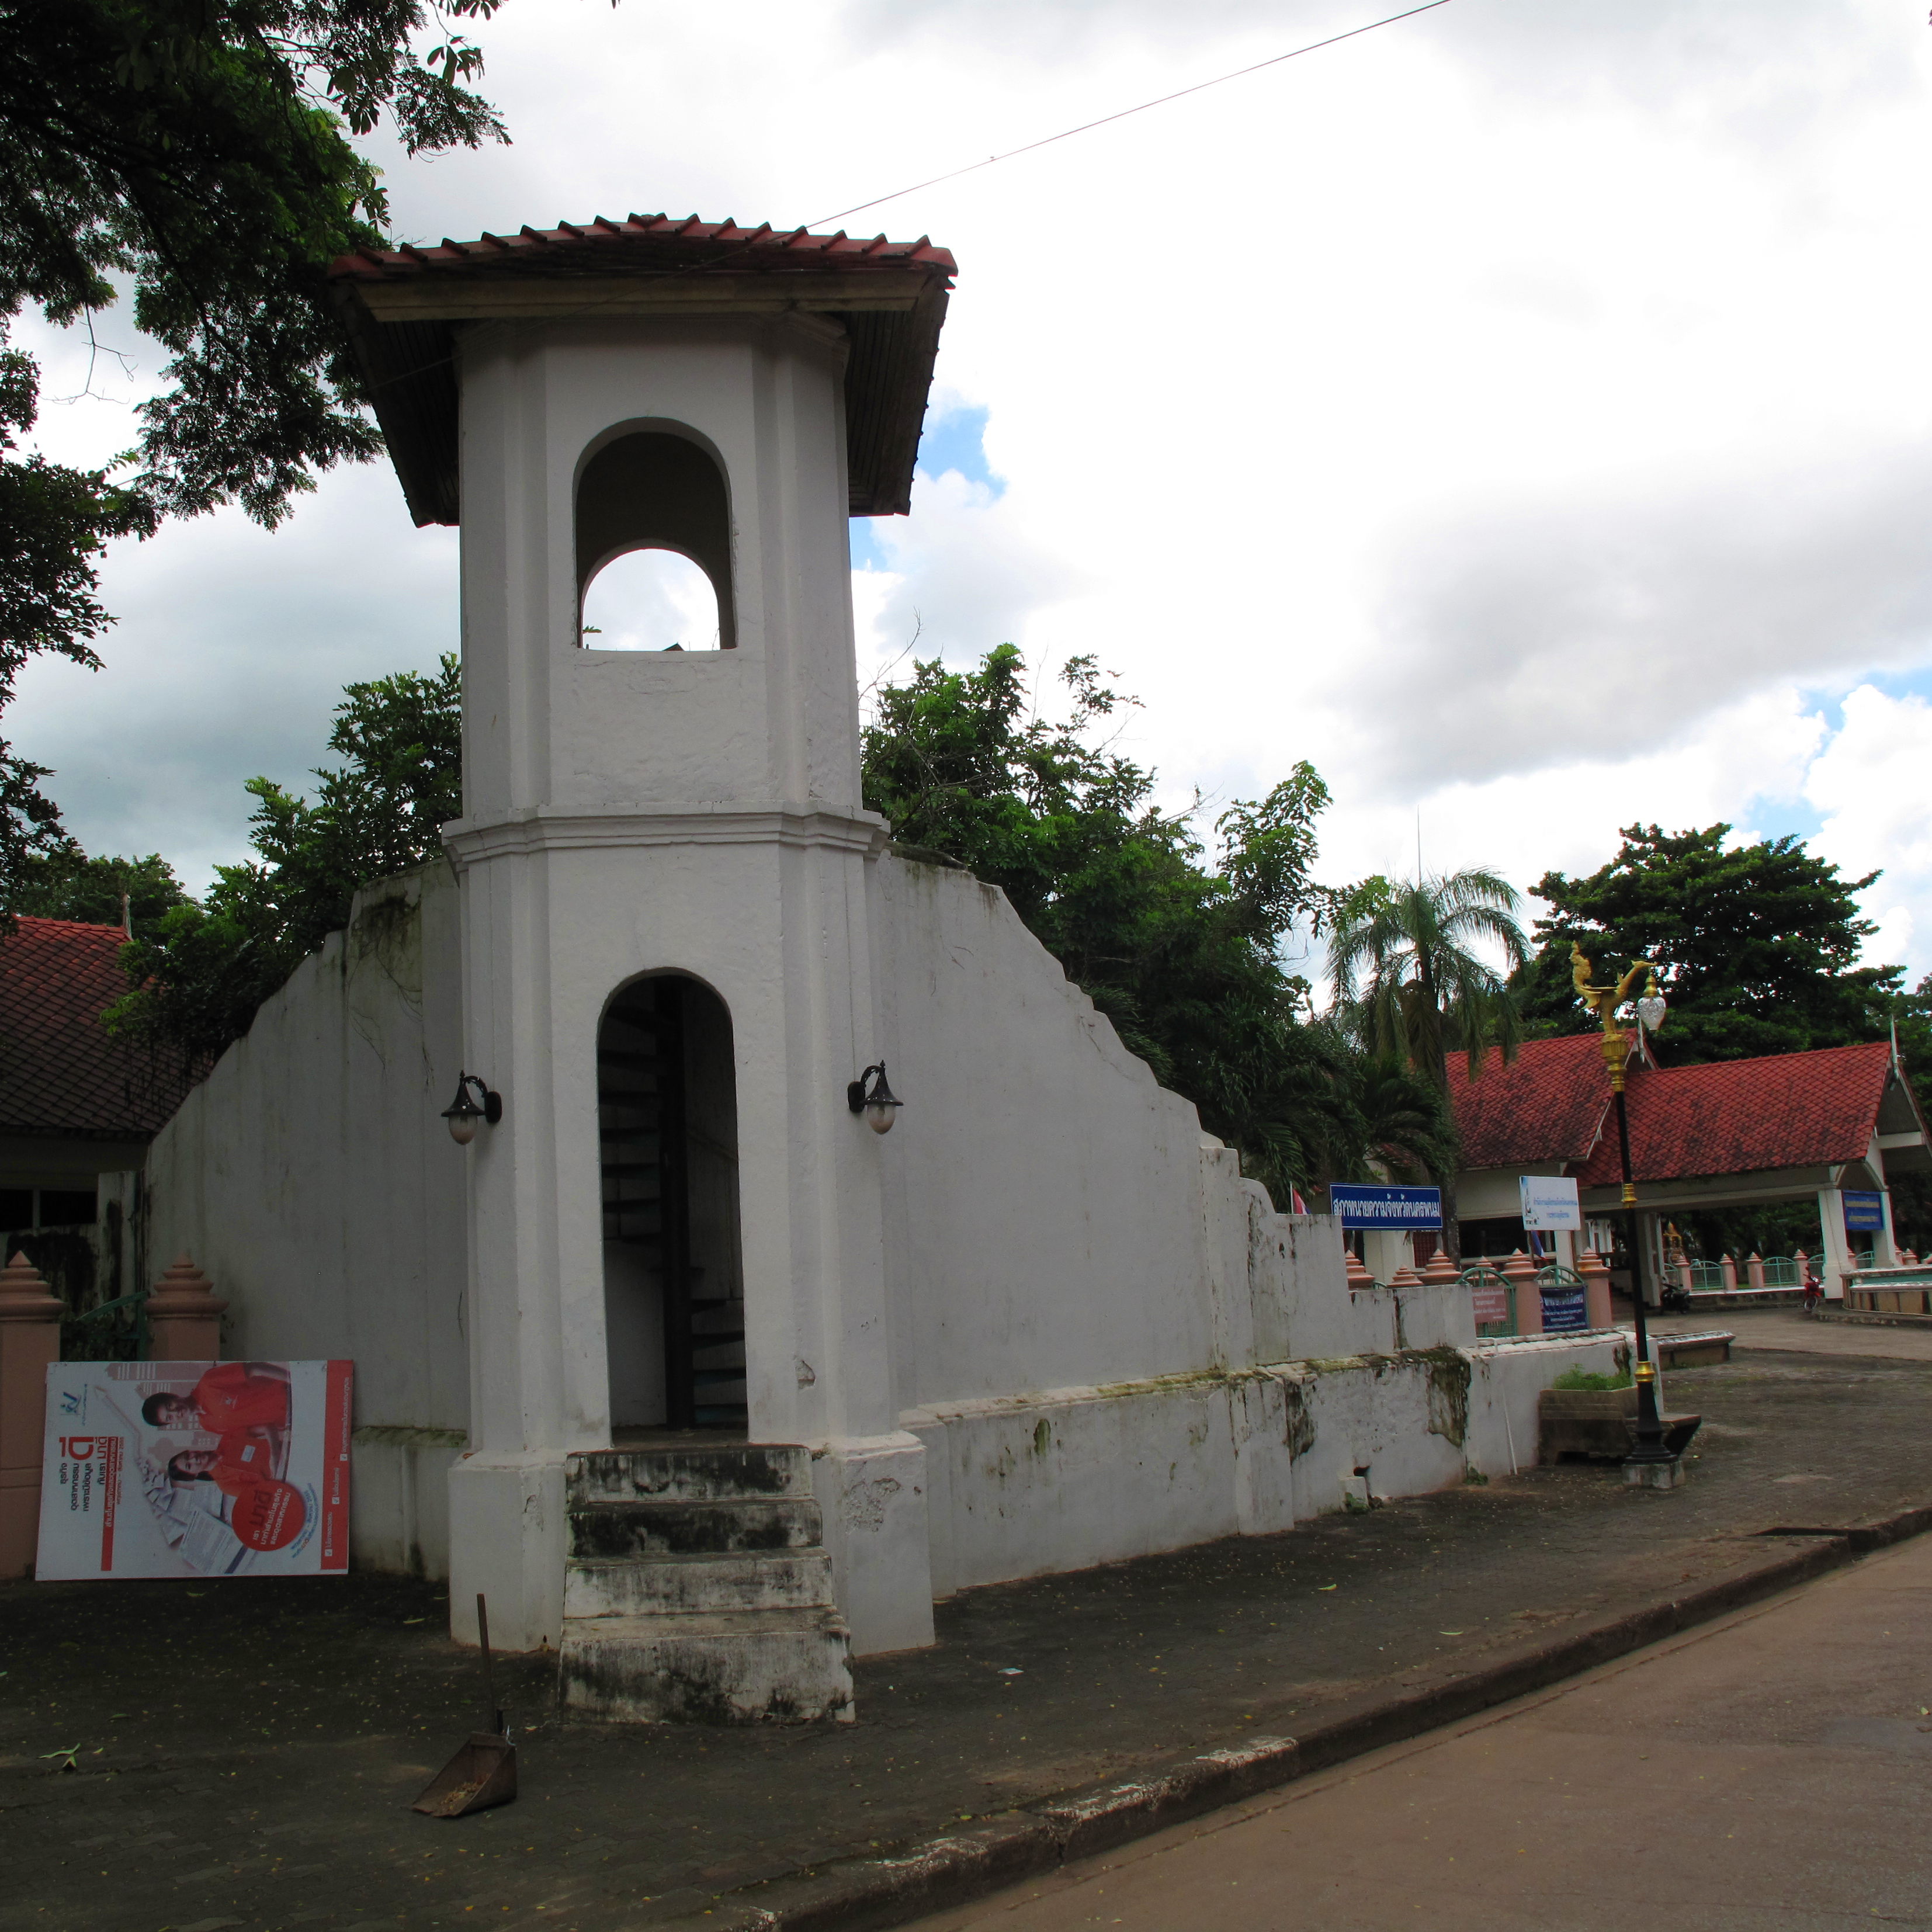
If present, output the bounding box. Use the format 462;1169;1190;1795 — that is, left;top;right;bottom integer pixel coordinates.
0;1253;63;1579
1502;1250;1543;1336
1421;1245;1460;1288
1720;1253;1737;1291
1577;1247;1614;1331
1746;1252;1765;1291
145;1254;228;1361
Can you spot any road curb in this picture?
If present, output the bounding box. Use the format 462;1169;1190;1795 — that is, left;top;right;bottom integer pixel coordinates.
650;1504;1932;1931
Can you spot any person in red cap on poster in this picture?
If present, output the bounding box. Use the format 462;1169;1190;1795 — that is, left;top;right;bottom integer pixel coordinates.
141;1361;291;1435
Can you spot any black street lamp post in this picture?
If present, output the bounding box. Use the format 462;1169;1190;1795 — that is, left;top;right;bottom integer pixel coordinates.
1571;946;1682;1485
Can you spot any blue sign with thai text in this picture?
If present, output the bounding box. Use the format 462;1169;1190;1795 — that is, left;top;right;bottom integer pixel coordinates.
1329;1184;1443;1230
1540;1281;1589;1333
1842;1191;1886;1232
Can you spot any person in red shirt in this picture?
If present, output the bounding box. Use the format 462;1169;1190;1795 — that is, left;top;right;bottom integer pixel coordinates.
142;1362;290;1434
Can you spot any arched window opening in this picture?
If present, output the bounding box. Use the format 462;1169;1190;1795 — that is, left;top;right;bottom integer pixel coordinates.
581;548;722;652
575;428;736;650
599;974;745;1435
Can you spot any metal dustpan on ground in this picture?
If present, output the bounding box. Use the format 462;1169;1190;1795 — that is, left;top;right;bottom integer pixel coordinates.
414;1594;518;1818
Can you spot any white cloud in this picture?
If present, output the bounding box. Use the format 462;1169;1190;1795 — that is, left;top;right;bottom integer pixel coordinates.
12;466;456;893
6;0;1931;992
858;470;1081;679
1805;684;1932;980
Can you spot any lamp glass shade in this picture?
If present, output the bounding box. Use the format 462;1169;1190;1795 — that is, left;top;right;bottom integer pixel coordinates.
1635;994;1667;1031
864;1099;897;1135
441;1073;487;1144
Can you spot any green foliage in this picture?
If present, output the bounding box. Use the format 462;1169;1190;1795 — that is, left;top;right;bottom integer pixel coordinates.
6;845;190;938
1327;869;1529;1089
107;654;460;1064
1324;868;1527;1256
860;644;1458;1202
0;1;509;900
1889;972;1932;1251
0;349;152;896
1514;824;1901;1062
1551;1366;1632;1391
1;0;509;526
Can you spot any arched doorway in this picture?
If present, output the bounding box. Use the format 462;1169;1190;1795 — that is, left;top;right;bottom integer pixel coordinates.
598;975;746;1433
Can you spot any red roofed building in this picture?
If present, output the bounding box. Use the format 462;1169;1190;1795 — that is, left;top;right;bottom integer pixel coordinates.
1447;1033;1930;1300
0;915;192;1233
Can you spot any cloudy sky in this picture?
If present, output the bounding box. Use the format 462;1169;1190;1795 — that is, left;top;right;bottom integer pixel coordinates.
15;0;1932;984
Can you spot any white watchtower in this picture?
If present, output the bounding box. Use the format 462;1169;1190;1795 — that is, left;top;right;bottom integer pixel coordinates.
331;215;954;1704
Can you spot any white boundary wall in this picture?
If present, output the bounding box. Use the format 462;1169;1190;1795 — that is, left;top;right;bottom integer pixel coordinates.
143;851;1621;1636
143;863;470;1577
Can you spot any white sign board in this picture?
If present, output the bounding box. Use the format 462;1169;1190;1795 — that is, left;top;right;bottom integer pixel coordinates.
37;1360;352;1580
1520;1174;1581;1232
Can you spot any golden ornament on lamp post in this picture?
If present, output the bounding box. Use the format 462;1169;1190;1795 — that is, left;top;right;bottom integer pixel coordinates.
1570;945;1679;1481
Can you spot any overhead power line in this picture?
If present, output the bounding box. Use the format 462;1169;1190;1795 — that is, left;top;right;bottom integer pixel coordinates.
355;0;1456;401
806;0;1456;229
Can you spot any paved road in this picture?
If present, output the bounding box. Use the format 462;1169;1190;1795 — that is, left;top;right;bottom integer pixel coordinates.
1654;1305;1932;1362
904;1532;1932;1932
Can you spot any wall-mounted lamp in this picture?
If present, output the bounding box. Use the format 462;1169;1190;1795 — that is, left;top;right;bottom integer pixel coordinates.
441;1072;504;1145
847;1062;903;1135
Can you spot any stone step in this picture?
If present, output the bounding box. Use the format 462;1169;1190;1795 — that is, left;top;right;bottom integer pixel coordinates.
566;1496;821;1559
566;1442;812;1506
560;1609;855;1723
564;1548;835;1618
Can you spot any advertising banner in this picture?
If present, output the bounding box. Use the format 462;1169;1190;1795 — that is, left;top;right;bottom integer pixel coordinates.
1841;1191;1886;1233
1519;1174;1581;1232
36;1361;352;1581
1539;1279;1590;1334
1328;1184;1443;1231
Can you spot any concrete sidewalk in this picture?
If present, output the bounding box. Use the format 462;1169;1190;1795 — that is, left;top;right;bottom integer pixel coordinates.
5;1346;1931;1932
903;1514;1932;1930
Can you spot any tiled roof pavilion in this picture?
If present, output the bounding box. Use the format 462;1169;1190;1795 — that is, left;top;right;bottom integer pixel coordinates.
326;211;957;526
1447;1034;1930;1202
0;917;191;1139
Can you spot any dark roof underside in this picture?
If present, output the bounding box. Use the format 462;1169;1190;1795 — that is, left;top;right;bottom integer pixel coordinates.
327;214;956;525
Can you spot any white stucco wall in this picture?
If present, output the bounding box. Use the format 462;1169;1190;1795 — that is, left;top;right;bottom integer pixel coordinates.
139;842;1619;1631
872;853;1437;1400
871;857;1220;1404
144;863;469;1576
861;854;1620;1608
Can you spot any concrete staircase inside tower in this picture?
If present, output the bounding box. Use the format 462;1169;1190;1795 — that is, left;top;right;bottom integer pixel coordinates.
559;1442;854;1723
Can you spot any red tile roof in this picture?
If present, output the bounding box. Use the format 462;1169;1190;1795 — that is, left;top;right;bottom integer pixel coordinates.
1573;1040;1895;1186
326;211;955;525
1447;1035;1619;1170
0;917;193;1139
328;213;956;284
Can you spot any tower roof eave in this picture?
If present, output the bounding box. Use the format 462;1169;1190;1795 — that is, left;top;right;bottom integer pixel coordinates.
325;213;958;526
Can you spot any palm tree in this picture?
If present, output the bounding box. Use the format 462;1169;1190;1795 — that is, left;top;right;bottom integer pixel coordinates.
1327;868;1529;1257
